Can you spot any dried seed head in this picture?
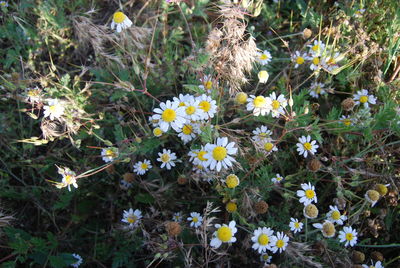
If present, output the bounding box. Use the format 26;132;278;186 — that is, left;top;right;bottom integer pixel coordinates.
304;204;319;219
177;175;188;185
226;201;238;213
165;221;182;236
123;173;135;183
374;184;389;196
371;251;384;262
321;221;336;238
254;200;269;214
303;28;312;39
352;251;365;264
366;189;380;202
308;159;322;172
235;92;248;104
341;98;355;111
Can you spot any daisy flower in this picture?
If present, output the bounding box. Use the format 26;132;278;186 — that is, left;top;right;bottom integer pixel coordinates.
182;96;205;121
326;205;347;225
43;99;65;120
101;147;119;163
157;149;177;170
365;189;380;207
260;253;272;264
71;253;83;268
188;147;209;167
152;100;186;132
119;178;133;190
210;221;237;249
313;221;336;238
296;135;319;158
177;123;197;144
338;226;358;247
341;115;354;127
111;11;132;33
257;50;272;65
355;8;366;18
270;232;289;253
0;1;8;7
258;70;269;83
271;174;284;184
246;95;270;116
26;87;42;103
291;51;307;68
148;114;160;127
173;93;191;107
268;92;287;118
297;182;318;205
353;89;377;108
122;208;142;228
289;218;303;233
251;227;274;253
204;137;237;172
224;174;240;189
172;212;183;222
262;139;278;154
199;75;216;92
252;125;272;143
362;261;384;268
309;82;327;98
308;40;325;55
187;212;202;228
322;52;342;72
57;168;78;191
309;54;322;71
197;94;217;119
133;159;152;175
153;127;163;137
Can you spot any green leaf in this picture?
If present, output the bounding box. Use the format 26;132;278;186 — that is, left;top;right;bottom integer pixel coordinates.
135;193;155;204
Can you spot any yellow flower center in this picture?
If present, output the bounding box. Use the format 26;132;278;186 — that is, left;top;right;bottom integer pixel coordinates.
179;102;186;107
226;175;239;188
212;146;227;161
271;100;280;110
106;149;116;158
49;105;57;112
276;239;285;248
235;92;248;104
262;254;270;260
153;128;163;136
294;222;300;228
186;106;196;115
327;57;336;65
345;233;353;241
312;57;320;65
253;96;266;108
303;142;312;151
217;226;232;242
161;153;170;163
205;81;213;90
343;119;351;126
359;95;368;103
65;175;72;184
259;132;268;138
127;215;137;224
197;151;208;161
226;202;237;213
199;101;211;112
315;86;322;94
296;57;305;65
182;124;193;135
161;108;176;122
260;54;268;60
264;142;274;152
258;71;269;80
331;210;341;220
312;44;320;52
28;89;39;96
140;163;148;170
367;190;380;201
258;234;269;245
113;12;126;23
305;189;315;199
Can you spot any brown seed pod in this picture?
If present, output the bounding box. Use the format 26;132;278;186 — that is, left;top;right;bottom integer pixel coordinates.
177;175;188;185
303;28;312;39
165;221;182;236
371;251;384;262
123;173;135;183
352;250;365;264
254;200;269;214
308;159;322;172
341;98;355;111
